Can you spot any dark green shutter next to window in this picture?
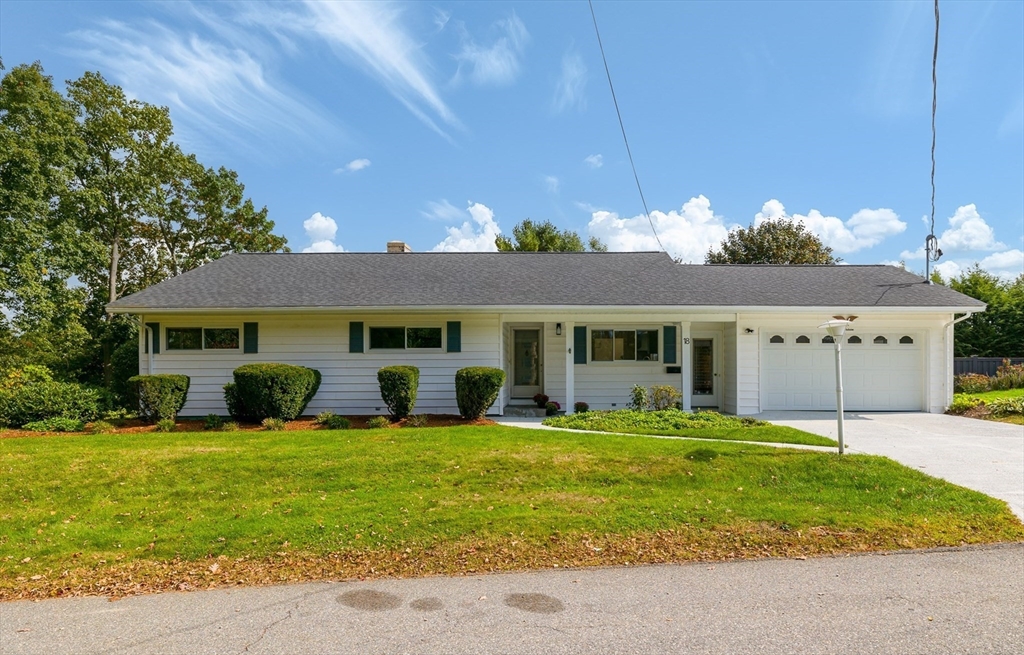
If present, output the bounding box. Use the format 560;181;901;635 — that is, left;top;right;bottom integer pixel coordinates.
663;325;677;364
243;322;259;354
146;322;160;354
349;322;364;353
447;321;461;353
573;326;587;365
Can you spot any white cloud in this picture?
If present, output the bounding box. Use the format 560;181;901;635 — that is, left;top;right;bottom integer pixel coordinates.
756;200;906;254
453;14;529;87
71;18;335;150
544;176;560;194
588;195;738;263
574;201;603;213
421;199;467;222
432;8;451;33
432;202;502;252
302;212;345;252
336;158;371;173
553;50;587;112
901;203;1006;259
584;154;603;169
933;260;963;281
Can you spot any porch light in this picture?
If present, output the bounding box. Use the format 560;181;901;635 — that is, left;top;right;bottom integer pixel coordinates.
556;323;562;336
818;319;851;455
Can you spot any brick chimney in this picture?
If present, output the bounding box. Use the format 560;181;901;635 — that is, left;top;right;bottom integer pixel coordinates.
386;241;412;253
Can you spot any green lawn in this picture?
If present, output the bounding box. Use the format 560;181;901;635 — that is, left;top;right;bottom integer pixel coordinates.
970;388;1024;401
543;408;837;447
1;426;1020;599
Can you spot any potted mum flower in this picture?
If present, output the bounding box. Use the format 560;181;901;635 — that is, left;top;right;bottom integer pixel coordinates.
533;393;549;408
545;400;561;416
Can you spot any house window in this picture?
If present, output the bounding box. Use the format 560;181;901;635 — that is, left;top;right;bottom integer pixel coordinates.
796;335;810;344
369;326;443;350
204;328;239;350
166;328;203;350
874;336;888;345
899;335;914;344
847;335;862;344
769;335;784;344
822;335;835;344
591;329;659;362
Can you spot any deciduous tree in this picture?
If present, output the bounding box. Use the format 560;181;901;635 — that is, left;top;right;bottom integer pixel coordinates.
495;219;606;252
706;217;837;264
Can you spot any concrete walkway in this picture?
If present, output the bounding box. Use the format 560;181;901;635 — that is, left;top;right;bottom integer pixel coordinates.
755;411;1024;520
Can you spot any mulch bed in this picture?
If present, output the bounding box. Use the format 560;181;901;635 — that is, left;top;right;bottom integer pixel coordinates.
0;414;495;439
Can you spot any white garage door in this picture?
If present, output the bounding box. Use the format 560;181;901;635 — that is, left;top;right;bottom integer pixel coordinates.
762;331;924;411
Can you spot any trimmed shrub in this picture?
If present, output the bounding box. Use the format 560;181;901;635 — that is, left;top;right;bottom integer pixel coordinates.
155;418;177;432
574;401;589;413
405;414;428;428
22;417;84;432
377;365;420;419
0;379;100;427
223;363;321;421
87;420;115;434
954;373;990;394
455;367;505;419
367;416;390;429
129;374;190;423
262;417;286;431
204;414;225;430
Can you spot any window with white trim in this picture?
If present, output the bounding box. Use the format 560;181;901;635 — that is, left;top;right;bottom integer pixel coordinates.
369;326;442;350
165;327;239;351
591;328;659;362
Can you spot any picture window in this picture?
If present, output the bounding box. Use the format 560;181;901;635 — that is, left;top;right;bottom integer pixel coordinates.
369;326;442;350
591;329;659;362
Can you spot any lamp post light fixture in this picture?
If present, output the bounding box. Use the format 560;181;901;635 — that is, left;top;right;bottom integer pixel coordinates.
818;319;852;454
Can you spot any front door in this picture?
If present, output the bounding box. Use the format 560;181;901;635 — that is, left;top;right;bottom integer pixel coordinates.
512;328;542;399
691;337;720;408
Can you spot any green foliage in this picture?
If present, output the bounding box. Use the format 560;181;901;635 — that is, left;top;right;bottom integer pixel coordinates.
222;421;239;432
947;267;1024;357
495;219;606;252
261;417;286;431
574;401;589;413
545;401;560;416
706;217;838;264
224;363;321;421
650;385;682;411
323;414;351;430
954;373;991;394
109;337;139;408
628;384;649;411
990;361;1024;391
0;376;100;427
377;365;420;419
204;414;224;430
542;408;835;447
367;416;390;429
0;365;53;390
22;417;84;432
987;397;1024;416
129;374;189;422
315;411;335;425
86;420;114;434
404;414;428;428
947;395;983;415
454;367;506;419
155;418;176;433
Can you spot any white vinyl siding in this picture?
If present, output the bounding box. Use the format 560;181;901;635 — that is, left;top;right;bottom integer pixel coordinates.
574;324;680;410
148;313;500;417
543;322;567;407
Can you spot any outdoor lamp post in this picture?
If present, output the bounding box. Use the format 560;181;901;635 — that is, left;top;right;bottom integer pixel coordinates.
818;319;851;454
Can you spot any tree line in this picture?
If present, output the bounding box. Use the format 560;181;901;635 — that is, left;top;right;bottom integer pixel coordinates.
1;62;288;384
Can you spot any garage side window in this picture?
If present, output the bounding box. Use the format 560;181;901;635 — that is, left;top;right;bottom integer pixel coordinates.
899;336;914;344
822;335;834;344
769;335;784;344
795;335;810;344
847;335;862;344
873;336;888;345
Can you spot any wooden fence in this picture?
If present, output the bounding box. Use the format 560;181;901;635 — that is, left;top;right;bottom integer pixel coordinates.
954;357;1024;377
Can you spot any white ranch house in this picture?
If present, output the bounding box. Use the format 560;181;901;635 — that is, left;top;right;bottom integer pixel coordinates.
106;248;984;417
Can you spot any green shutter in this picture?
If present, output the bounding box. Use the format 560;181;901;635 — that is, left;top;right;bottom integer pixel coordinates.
146;322;160;354
447;321;461;353
663;325;677;364
243;322;259;354
349;322;364;353
573;326;587;365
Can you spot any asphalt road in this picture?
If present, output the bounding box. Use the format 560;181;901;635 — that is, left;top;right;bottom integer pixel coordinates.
3;544;1023;655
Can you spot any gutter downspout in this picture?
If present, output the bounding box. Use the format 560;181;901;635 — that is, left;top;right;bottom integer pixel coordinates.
943;312;975;409
136;316;154;375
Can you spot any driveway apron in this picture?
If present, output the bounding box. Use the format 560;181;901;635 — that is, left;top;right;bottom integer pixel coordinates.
756;411;1024;520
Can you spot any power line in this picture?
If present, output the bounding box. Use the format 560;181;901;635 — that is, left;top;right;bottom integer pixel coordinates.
588;0;666;253
930;0;939;237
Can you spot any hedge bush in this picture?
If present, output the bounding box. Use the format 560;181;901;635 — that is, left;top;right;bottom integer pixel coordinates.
129;374;190;422
0;377;101;428
22;417;85;432
223;363;321;421
377;365;420;419
455;366;505;419
110;339;140;408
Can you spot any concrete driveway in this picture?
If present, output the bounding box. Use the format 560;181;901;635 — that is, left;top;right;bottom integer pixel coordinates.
756;411;1024;520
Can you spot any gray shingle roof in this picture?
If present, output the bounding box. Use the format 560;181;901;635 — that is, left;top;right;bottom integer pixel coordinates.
106;252;984;311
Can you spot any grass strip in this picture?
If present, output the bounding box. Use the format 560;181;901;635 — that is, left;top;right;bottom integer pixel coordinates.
1;426;1019;599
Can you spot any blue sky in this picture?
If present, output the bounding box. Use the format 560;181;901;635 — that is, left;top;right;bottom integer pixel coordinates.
2;0;1022;279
